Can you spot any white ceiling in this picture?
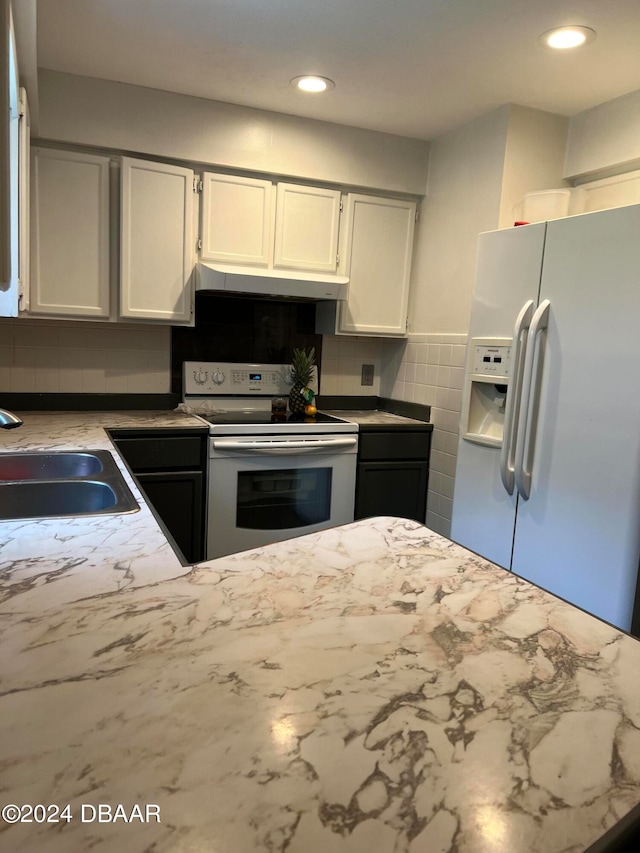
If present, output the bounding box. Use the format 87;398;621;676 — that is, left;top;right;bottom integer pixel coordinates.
36;0;640;141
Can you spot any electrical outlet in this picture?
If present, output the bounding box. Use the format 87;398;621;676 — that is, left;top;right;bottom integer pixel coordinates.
361;364;374;386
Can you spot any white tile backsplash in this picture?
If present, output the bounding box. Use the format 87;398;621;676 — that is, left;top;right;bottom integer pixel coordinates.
0;318;171;394
449;367;464;389
379;332;468;537
321;331;468;536
319;335;395;396
415;362;427;385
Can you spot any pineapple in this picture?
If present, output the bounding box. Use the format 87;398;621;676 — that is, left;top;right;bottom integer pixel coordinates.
289;347;316;414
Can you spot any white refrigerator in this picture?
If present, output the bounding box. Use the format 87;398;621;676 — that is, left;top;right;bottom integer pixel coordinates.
451;203;640;633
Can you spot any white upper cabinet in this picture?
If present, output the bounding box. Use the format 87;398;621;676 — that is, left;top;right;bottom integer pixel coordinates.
0;16;21;318
18;88;30;313
200;174;342;273
336;194;416;336
273;183;341;273
200;173;274;267
30;147;111;318
120;157;195;324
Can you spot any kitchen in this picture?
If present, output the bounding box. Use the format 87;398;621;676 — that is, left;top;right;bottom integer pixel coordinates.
3;2;640;851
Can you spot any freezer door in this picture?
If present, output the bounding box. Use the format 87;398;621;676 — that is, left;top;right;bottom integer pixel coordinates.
451;223;546;567
511;203;640;631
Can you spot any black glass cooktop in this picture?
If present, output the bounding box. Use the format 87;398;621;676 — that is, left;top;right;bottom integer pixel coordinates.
202;411;348;426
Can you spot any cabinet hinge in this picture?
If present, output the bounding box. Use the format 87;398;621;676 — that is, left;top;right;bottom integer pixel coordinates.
196;237;202;251
193;177;203;193
405;317;410;331
339;199;344;212
414;208;420;223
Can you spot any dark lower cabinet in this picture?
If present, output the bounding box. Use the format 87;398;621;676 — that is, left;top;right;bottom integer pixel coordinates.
134;471;204;562
356;460;429;521
354;427;432;523
110;429;207;564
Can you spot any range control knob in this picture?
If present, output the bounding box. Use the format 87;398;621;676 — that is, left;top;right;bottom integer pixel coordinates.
193;369;208;384
212;370;226;386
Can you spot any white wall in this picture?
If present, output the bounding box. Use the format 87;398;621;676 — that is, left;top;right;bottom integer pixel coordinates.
408;106;510;336
407;104;569;336
499;106;569;229
37;71;430;196
565;88;640;179
11;0;37;130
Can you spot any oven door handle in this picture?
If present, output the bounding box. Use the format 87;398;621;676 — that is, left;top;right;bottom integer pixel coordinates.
211;437;358;454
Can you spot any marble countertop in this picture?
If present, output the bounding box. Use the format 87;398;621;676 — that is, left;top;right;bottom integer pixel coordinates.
2;413;640;852
0;411;206;608
325;409;430;426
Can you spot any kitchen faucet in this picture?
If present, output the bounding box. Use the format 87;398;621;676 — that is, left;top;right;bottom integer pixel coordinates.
0;408;23;429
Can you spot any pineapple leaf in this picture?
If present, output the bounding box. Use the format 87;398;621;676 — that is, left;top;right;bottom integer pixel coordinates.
290;347;316;387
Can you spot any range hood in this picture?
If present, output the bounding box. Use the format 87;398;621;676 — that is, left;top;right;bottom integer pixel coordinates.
197;262;348;301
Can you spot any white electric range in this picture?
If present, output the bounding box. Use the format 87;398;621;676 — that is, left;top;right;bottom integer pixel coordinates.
183;361;358;558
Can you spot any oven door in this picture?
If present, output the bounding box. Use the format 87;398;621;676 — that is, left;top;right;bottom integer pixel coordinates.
207;434;358;559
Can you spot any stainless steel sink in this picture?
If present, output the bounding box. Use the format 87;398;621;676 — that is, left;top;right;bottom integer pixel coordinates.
0;450;139;520
0;451;103;481
0;480;121;519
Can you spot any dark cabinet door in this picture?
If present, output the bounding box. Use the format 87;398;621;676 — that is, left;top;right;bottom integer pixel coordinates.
355;460;428;523
354;427;431;524
111;429;208;565
135;471;204;564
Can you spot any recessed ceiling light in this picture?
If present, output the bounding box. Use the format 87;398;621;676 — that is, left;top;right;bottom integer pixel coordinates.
539;25;596;49
290;75;335;94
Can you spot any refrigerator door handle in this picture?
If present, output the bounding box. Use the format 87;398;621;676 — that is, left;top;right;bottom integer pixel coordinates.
514;299;551;500
500;299;535;495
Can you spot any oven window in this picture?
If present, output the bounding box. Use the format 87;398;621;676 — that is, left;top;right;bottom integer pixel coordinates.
236;467;332;530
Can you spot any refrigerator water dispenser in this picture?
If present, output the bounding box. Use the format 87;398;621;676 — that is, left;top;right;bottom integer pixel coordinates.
461;339;511;447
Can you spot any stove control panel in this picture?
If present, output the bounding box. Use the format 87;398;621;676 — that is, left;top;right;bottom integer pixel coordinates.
183;361;317;396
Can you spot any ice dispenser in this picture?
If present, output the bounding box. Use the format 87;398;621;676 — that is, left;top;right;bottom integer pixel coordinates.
460;338;511;447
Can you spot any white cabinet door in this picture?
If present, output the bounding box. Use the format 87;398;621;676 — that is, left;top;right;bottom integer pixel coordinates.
120;157;195;323
201;173;273;267
274;183;341;272
0;14;19;318
337;194;416;336
30;147;111;318
17;87;29;312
